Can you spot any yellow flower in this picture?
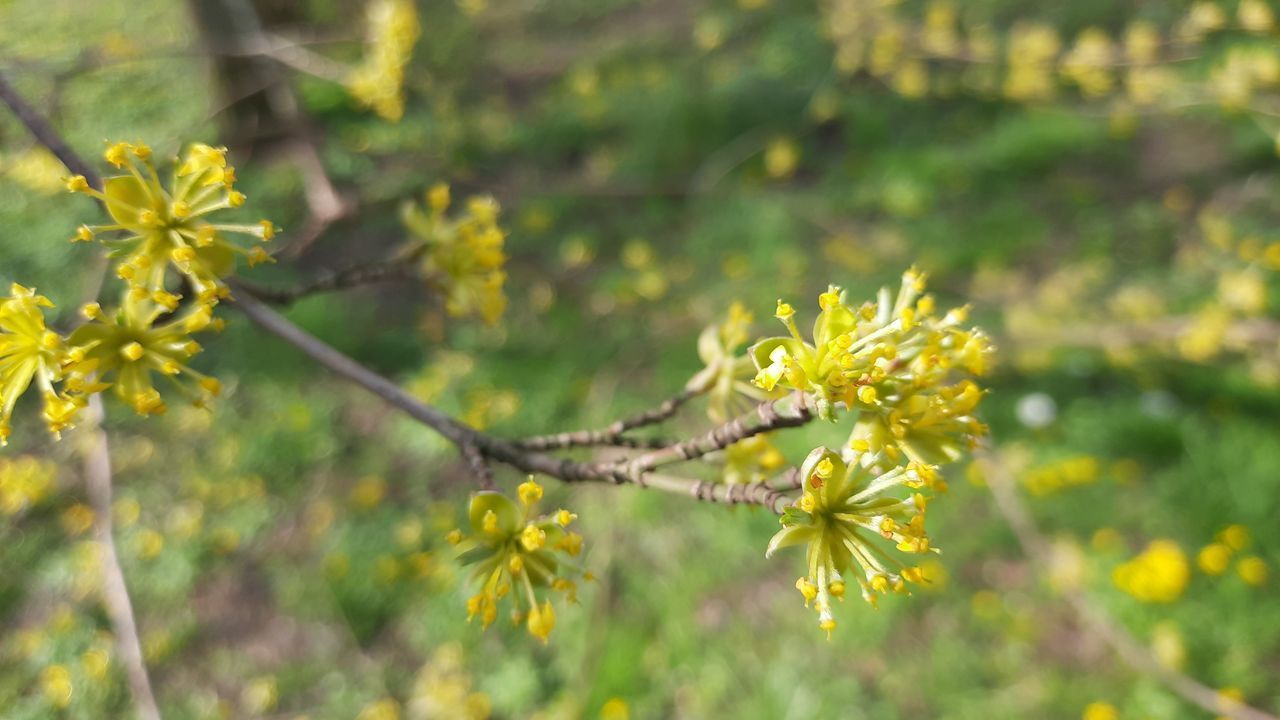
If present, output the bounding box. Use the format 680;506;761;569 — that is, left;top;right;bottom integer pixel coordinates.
68;290;222;416
347;0;421;122
750;271;993;461
0;285;85;443
694;302;779;423
1197;543;1232;575
1237;556;1268;586
767;447;938;631
40;664;73;708
721;434;786;485
68;141;274;298
1112;540;1189;603
402;184;508;325
1082;701;1118;720
453;488;587;642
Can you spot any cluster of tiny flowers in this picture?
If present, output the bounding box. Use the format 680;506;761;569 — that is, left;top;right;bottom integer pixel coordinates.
694;301;780;424
753;275;991;635
347;0;421;122
1112;539;1190;603
767;447;942;636
0;285;83;444
402;183;508;325
751;268;992;465
68;141;274;300
447;478;587;643
1;141;271;445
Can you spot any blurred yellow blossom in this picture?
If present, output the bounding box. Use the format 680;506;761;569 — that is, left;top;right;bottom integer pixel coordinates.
1112;540;1189;603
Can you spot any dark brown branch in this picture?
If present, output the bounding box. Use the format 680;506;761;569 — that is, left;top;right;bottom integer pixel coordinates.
235;259;417;305
460;443;495;490
0;71;101;188
513;387;697;451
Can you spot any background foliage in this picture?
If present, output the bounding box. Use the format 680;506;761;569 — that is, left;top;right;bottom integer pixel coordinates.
1;0;1278;718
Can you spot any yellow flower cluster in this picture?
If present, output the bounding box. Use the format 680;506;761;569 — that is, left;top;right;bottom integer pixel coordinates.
0;285;85;443
751;269;992;464
448;478;586;643
720;434;786;486
1020;455;1100;496
1112;539;1189;603
693;301;779;424
767;447;945;635
402;183;508;325
0;454;56;515
347;0;421;122
406;643;492;720
1197;524;1268;586
1;141;272;444
69;141;273;300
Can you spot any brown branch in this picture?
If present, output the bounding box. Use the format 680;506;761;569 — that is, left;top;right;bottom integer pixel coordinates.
979;449;1279;720
81;396;164;720
460;443;495;491
0;72;100;188
235;259;418;305
228;283;805;511
513;387;697;451
625;391;812;475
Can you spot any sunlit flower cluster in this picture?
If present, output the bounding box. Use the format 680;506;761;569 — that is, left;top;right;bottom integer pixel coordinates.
68;141;273;300
694;301;778;423
751;268;992;464
402;183;508;325
448;478;586;643
1112;539;1190;603
0;285;85;443
767;447;943;635
347;0;421;122
0;454;57;515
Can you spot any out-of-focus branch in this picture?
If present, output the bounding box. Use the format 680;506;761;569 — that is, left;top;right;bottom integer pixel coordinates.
0;72;100;188
235;258;418;305
81;397;164;720
979;449;1279;720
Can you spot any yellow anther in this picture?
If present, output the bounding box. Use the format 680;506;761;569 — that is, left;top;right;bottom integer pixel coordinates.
517;477;543;506
121;342;145;362
520;524;546;551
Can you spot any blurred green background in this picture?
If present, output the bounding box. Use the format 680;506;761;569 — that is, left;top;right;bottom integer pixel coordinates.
1;0;1278;718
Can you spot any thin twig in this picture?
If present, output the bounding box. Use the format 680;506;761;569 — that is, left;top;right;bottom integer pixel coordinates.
228;283;806;511
513;387;698;451
979;449;1279;720
460;443;495;490
81;396;164;720
235;259;417;305
625;391;812;475
0;72;100;188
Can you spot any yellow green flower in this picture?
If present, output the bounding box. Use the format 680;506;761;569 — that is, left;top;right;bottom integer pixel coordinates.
693;302;779;423
0;284;84;444
1112;539;1189;603
347;0;421;122
68;290;222;416
403;185;508;325
67;141;274;300
766;447;940;635
750;269;992;462
721;434;786;486
451;478;585;643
